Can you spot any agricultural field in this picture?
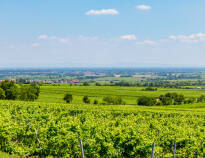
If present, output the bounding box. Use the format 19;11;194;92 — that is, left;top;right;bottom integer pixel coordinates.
0;100;204;157
1;69;205;157
37;85;205;104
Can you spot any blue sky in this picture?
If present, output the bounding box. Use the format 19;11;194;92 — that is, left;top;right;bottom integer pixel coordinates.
1;0;205;67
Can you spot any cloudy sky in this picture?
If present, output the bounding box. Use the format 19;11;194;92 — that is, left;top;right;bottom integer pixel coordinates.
1;0;205;67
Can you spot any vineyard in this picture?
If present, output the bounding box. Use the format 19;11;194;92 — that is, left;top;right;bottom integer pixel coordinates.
0;100;204;157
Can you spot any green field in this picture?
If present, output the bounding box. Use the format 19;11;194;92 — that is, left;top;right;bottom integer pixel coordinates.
1;85;205;157
0;100;204;157
37;85;205;104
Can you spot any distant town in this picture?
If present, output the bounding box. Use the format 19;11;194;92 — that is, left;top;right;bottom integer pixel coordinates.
0;79;80;84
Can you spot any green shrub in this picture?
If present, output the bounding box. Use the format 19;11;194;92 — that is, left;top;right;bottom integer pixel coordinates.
137;96;156;106
83;96;90;104
93;99;98;104
103;96;125;105
64;93;73;103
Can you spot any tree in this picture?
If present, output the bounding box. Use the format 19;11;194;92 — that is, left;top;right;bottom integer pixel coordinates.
158;93;185;105
83;82;89;86
103;96;126;105
95;82;101;86
0;88;5;100
142;87;157;91
103;96;115;105
184;98;195;104
113;96;126;105
197;95;205;103
165;92;178;99
137;96;156;106
64;93;73;103
0;80;19;100
19;84;40;101
93;99;98;104
5;86;19;100
30;83;40;98
174;94;185;105
0;80;15;91
83;96;90;104
159;95;173;105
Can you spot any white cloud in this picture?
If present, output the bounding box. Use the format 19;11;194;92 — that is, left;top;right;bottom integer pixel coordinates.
136;40;156;45
32;43;40;47
136;5;151;10
86;9;119;15
120;35;136;40
169;33;205;43
38;35;69;43
38;35;48;40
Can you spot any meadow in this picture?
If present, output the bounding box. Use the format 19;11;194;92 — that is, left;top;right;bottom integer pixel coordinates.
37;85;205;104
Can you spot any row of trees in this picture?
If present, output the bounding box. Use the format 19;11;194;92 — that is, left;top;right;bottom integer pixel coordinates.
95;81;205;88
141;87;158;91
64;94;99;104
64;92;205;106
63;94;126;105
0;80;40;101
138;93;205;106
64;94;93;104
102;96;126;105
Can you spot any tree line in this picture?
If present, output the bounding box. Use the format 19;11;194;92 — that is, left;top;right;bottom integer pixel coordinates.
63;92;205;106
63;94;126;105
138;92;205;106
94;81;205;88
0;80;40;101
